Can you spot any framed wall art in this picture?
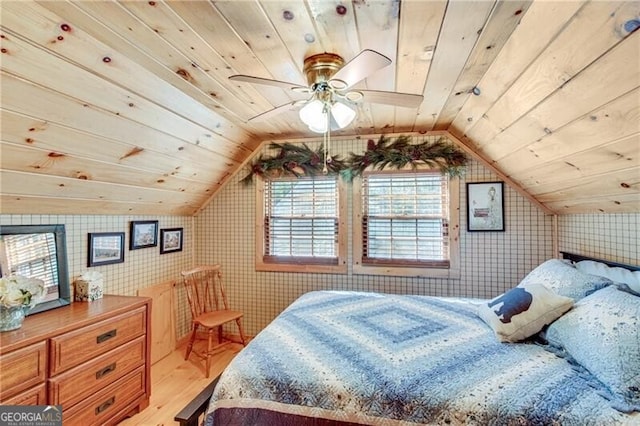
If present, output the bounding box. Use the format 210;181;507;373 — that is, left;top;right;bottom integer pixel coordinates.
160;228;183;254
466;181;504;232
130;220;158;250
88;232;125;267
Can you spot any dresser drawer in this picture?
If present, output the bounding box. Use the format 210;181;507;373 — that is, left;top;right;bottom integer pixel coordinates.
49;335;146;407
50;306;146;375
3;383;47;405
0;341;46;401
63;366;145;426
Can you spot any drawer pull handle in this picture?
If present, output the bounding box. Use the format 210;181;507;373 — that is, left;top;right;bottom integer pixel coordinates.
97;329;117;343
96;362;116;379
95;396;115;415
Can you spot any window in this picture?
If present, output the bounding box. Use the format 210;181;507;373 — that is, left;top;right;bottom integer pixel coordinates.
354;170;459;278
256;175;347;273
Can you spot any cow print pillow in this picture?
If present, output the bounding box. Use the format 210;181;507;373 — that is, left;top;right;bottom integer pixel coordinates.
477;281;574;343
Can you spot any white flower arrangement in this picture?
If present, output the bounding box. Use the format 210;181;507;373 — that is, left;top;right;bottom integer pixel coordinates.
0;275;46;309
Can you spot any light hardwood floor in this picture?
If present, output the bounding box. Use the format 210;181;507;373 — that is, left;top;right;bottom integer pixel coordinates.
119;342;244;426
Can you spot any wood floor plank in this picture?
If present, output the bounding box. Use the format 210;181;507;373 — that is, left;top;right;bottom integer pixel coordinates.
118;342;242;425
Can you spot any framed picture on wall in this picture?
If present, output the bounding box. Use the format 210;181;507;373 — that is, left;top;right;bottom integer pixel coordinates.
466;181;505;232
160;228;183;254
88;232;125;267
130;220;158;250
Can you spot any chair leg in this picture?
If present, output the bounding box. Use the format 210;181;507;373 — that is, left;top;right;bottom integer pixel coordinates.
185;325;198;360
205;328;215;378
236;318;247;346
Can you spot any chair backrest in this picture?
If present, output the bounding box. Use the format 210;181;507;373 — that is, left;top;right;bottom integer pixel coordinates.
180;265;230;319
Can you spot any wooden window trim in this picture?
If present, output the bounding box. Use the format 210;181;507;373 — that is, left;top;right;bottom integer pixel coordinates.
255;176;347;274
352;171;460;278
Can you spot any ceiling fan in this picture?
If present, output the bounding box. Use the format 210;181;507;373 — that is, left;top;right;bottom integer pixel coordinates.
229;49;424;132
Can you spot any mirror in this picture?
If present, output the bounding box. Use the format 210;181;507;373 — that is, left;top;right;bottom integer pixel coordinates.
0;224;71;315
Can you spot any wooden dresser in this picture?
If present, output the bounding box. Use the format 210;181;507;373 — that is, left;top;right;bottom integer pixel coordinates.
0;295;151;425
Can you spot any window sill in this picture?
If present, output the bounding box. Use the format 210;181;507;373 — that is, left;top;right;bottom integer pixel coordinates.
352;263;460;279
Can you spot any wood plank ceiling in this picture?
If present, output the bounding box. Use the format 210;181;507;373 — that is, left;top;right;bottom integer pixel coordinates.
1;1;638;216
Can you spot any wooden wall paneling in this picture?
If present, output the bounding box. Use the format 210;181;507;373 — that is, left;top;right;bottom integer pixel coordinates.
137;281;175;365
351;0;399;134
433;0;533;130
416;0;496;131
0;142;218;196
118;1;282;123
35;0;272;137
513;133;640;188
0;170;200;205
210;1;312;134
545;193;639;214
1;72;241;169
478;30;640;161
465;1;639;148
450;1;586;137
0;25;250;161
531;168;639;201
394;1;447;133
17;1;257;144
496;88;640;173
0;195;197;216
304;0;361;64
0;109;230;181
168;1;296;133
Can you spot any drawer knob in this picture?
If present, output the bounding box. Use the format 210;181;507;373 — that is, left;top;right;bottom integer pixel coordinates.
95;396;115;415
96;362;117;379
96;329;117;344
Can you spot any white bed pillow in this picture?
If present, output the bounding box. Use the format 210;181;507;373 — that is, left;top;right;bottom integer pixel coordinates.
477;281;573;343
545;285;640;412
518;259;612;301
574;260;640;295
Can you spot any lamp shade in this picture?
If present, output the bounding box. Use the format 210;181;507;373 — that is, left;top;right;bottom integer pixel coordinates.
331;102;356;129
299;100;327;133
300;98;356;133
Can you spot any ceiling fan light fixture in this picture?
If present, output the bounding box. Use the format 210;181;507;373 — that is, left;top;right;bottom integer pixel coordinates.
299;99;328;133
330;101;356;129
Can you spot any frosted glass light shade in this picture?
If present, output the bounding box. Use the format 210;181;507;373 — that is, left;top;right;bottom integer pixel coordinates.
299;99;356;133
331;102;356;129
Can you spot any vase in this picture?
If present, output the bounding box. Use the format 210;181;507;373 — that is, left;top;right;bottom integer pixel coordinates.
0;305;27;332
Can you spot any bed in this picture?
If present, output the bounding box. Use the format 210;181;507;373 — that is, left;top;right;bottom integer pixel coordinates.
194;253;639;426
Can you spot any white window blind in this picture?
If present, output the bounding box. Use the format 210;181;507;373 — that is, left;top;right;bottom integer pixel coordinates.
361;171;450;267
264;177;339;264
3;233;59;292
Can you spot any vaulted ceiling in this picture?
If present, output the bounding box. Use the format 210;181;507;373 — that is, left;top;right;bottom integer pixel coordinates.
1;1;638;216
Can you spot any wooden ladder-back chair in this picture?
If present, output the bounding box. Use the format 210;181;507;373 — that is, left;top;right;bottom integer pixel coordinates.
181;265;246;377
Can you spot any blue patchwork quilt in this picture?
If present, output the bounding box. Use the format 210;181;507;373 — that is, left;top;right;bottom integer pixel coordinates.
204;291;638;425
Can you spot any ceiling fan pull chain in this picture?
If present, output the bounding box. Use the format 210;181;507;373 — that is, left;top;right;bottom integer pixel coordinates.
323;103;331;174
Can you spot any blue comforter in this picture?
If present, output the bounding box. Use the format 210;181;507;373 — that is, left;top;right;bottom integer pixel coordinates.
205;291;638;425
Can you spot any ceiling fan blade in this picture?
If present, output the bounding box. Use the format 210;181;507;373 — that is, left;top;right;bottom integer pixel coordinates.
330;49;392;89
247;99;308;122
358;90;424;108
229;75;308;92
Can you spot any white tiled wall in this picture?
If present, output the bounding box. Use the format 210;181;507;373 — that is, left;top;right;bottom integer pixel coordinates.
558;214;639;265
194;136;554;336
0;214;193;296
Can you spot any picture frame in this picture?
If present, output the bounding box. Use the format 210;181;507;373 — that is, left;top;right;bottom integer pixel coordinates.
466;181;505;232
88;232;125;267
130;220;159;250
160;228;183;254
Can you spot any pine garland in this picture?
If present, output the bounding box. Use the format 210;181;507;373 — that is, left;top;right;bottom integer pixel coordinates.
342;135;467;181
241;135;467;184
240;143;347;184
